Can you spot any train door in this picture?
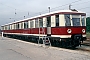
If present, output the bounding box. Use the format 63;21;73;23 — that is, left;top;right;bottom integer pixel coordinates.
47;16;51;36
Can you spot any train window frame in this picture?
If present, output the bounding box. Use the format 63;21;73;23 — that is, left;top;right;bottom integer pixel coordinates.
81;16;85;26
15;23;17;29
1;26;4;30
35;19;39;28
4;26;5;30
64;14;71;26
21;22;23;29
55;15;59;27
18;23;19;29
13;24;15;29
11;24;13;30
30;20;34;28
10;24;12;30
7;25;9;30
72;18;80;26
3;26;4;30
24;21;28;29
9;25;10;30
5;25;7;30
39;18;43;27
47;16;51;27
16;23;19;29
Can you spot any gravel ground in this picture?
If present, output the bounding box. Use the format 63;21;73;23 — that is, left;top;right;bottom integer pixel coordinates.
0;36;90;60
86;33;90;39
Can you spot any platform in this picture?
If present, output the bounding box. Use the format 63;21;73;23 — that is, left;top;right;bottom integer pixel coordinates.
0;36;90;60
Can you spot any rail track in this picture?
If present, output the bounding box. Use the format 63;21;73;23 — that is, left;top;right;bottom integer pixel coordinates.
76;38;90;52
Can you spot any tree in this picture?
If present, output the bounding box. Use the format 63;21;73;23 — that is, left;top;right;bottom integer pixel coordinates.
86;17;90;32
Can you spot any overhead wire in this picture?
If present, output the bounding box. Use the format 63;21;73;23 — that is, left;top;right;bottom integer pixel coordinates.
0;2;16;10
28;0;83;17
0;0;84;16
71;0;90;6
0;0;90;19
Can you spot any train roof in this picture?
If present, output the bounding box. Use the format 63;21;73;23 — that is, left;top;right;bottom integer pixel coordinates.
1;9;86;26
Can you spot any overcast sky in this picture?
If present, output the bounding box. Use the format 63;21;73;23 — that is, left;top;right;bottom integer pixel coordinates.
0;0;90;26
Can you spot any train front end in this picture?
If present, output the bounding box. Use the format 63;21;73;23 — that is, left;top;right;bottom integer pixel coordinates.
62;10;86;47
51;10;86;48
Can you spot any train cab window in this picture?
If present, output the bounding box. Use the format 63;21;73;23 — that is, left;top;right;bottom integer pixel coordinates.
65;14;71;26
39;18;43;27
47;16;51;27
72;15;80;26
35;19;38;28
55;15;59;27
81;16;85;26
24;21;28;29
72;18;80;26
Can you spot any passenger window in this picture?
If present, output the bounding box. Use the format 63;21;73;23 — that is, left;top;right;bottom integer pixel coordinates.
1;26;4;30
55;15;59;27
65;14;71;26
13;24;15;29
21;22;23;29
10;25;12;30
39;18;43;27
24;21;28;29
2;26;3;30
30;20;34;28
47;16;51;27
5;26;6;30
16;23;19;29
4;26;5;30
7;25;9;30
35;19;38;28
9;25;10;30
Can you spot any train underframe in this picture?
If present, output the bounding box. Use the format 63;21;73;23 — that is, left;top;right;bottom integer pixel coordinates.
3;34;86;48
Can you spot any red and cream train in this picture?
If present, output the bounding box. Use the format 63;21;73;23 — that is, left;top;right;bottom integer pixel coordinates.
1;9;86;47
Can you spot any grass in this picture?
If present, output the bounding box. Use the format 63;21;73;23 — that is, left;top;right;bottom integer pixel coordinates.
86;32;90;38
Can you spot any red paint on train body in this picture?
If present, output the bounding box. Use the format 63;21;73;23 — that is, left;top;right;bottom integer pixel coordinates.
3;26;86;35
51;26;86;35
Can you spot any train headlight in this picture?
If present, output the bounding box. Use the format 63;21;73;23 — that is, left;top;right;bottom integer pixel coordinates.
67;29;72;33
82;29;85;33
